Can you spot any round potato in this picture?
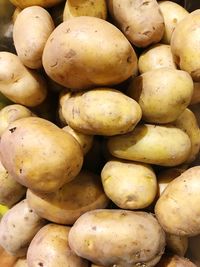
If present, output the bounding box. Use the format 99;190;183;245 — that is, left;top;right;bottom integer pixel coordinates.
166;234;188;257
13;6;55;69
155;254;196;267
0;52;47;107
155;166;200;236
14;258;28;267
27;171;109;225
27;224;89;267
159;1;189;44
190;82;200;105
108;124;191;167
108;0;164;48
62;88;142;136
42;16;138;90
127;68;194;124
0;117;83;194
0;199;46;257
101;160;157;209
138;44;177;74
9;0;64;8
69;209;166;267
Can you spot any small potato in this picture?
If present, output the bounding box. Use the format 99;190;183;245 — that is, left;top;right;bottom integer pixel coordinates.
27;171;109;225
0;104;34;137
108;124;191;167
101;160;157;209
63;0;107;21
0;52;47;107
190;82;200;105
127;68;194;124
27;224;89;267
9;0;64;8
155;254;196;267
166;234;188;257
0;117;83;194
0;199;46;257
155;166;200;236
63;126;93;155
62;89;142;136
108;0;164;48
13;6;55;69
42;17;138;90
159;1;189;44
14;258;28;267
68;209;166;267
138;44;177;74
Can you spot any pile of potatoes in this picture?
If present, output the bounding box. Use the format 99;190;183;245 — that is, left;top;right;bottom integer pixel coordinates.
0;0;200;266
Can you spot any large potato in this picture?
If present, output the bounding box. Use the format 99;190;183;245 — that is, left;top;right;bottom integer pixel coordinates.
171;10;200;82
166;234;188;257
155;166;200;236
0;117;83;194
101;160;157;209
0;52;47;107
27;171;109;225
13;6;55;69
0;199;46;257
42;17;138;90
68;209;166;267
127;68;194;124
62;89;142;136
108;124;191;167
9;0;64;8
27;224;89;267
108;0;164;48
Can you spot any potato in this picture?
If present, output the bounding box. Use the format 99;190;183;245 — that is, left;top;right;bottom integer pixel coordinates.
27;224;89;267
171;10;200;82
173;109;200;163
58;89;71;126
0;104;34;137
159;1;189;44
62;88;142;136
9;0;64;8
0;52;47;107
0;199;46;257
155;166;200;236
63;0;107;21
14;258;28;267
68;209;166;267
155;254;196;267
108;0;164;48
13;6;55;69
42;16;138;90
190;82;200;105
138;44;177;74
0;160;26;208
12;7;21;22
108;124;191;167
0;245;18;267
63;126;93;155
166;234;188;257
0;117;83;194
127;68;194;124
27;170;109;225
101;160;157;209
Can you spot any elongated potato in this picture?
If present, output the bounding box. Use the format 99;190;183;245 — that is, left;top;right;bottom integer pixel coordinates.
0;52;47;107
101;160;157;209
108;0;164;48
9;0;64;8
0;199;46;257
155;166;200;236
13;6;55;69
69;209;166;267
43;17;138;90
108;124;191;167
166;234;188;257
27;224;89;267
0;117;83;193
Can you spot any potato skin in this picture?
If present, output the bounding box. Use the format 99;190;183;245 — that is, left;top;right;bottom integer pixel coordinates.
155;254;197;267
14;258;28;267
155;166;200;236
13;6;55;69
42;17;138;90
166;234;188;257
69;209;165;267
108;124;191;167
101;160;157;209
0;117;83;194
0;245;18;267
27;224;89;267
108;0;164;48
9;0;64;8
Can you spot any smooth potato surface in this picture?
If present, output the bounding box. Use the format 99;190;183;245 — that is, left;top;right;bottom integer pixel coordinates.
10;0;64;8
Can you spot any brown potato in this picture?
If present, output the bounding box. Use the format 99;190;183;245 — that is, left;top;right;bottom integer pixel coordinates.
166;234;188;257
9;0;64;8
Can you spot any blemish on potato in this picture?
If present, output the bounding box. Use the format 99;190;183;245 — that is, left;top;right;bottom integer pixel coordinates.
65;49;76;59
9;127;17;133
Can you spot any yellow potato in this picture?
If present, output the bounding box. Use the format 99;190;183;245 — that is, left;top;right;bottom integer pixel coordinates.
166;234;188;257
13;6;55;69
42;16;138;90
127;68;194;124
14;258;28;267
0;52;47;107
108;124;191;167
159;1;189;44
58;89;71;126
190;82;200;105
12;7;21;22
9;0;64;8
0;117;83;194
